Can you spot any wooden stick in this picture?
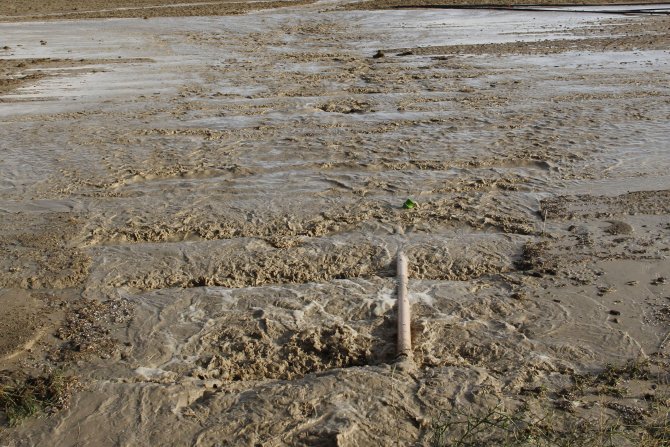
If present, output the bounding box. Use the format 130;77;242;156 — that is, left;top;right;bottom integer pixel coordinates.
396;251;412;360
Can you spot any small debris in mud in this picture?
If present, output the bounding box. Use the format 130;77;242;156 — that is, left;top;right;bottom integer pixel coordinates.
515;241;558;276
597;286;615;296
510;291;527;300
609;309;621;316
318;99;371;114
605;402;648;424
520;385;546;396
52;299;132;361
651;277;667;285
372;50;384;58
554;398;576;413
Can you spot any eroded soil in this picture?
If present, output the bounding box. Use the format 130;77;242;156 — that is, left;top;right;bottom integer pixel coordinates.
1;2;669;446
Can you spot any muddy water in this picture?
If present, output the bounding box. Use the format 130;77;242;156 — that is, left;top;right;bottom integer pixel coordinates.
1;3;669;445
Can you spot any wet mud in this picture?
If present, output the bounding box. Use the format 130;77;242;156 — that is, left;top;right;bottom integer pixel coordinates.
1;2;669;445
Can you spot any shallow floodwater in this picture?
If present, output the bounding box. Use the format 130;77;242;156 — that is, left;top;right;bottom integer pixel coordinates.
1;3;669;445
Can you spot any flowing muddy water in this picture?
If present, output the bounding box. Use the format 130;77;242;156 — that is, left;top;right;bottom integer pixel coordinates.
1;2;670;445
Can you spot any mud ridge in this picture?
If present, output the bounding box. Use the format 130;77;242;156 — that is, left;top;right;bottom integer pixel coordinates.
541;189;670;220
99;238;515;291
89;197;536;247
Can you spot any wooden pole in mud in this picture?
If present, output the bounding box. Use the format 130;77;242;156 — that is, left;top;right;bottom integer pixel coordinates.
396;251;412;360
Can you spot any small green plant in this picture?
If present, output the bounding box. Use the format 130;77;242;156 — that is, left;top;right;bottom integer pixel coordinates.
0;371;78;426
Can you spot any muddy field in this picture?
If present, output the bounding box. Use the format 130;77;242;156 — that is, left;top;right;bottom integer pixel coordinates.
1;0;669;20
1;1;670;446
0;0;315;21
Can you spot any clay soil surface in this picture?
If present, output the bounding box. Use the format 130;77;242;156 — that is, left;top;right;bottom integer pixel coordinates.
1;1;670;446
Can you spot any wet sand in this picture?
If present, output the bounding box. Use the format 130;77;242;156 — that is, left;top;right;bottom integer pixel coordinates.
1;1;670;445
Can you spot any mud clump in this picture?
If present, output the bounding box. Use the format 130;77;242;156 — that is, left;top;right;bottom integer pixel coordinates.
193;323;372;381
605;220;633;235
515;241;559;276
318;99;372;114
